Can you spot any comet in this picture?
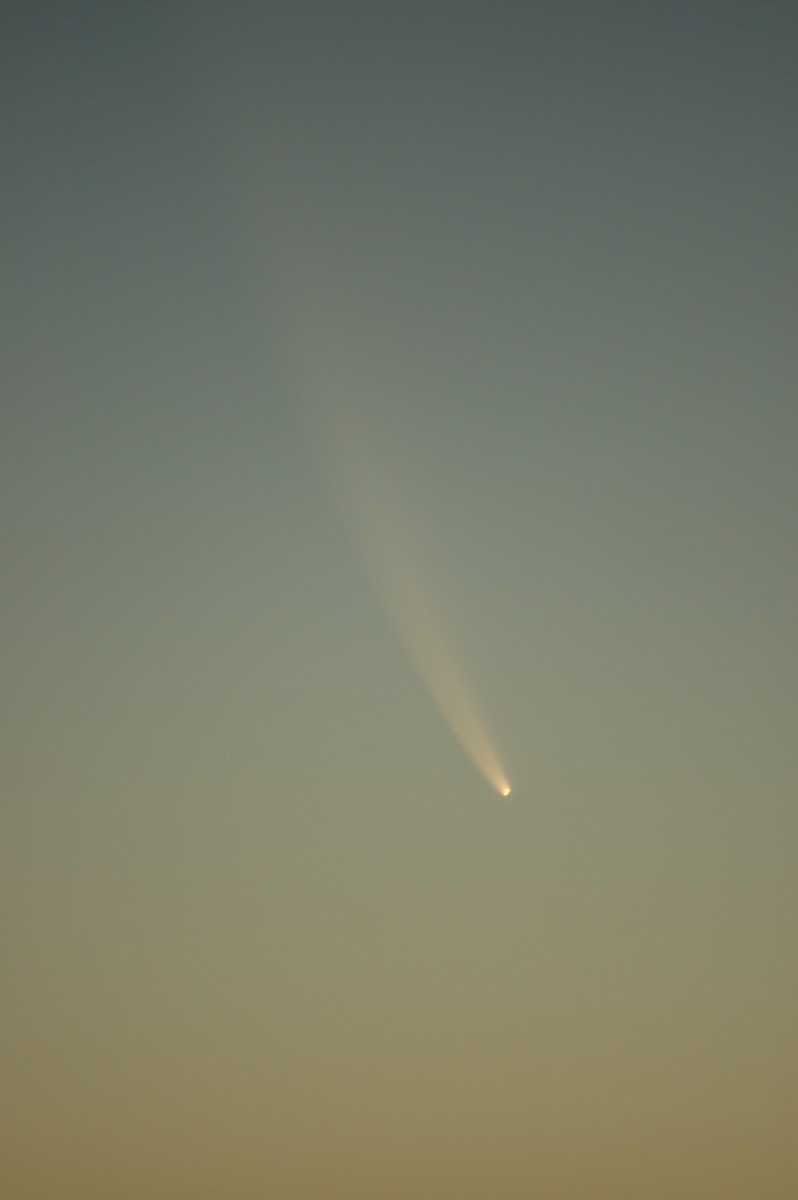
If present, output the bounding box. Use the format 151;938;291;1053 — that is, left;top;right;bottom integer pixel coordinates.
312;392;512;799
268;257;511;795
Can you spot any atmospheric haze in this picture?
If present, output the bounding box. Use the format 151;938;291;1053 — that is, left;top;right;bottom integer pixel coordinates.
4;2;797;1198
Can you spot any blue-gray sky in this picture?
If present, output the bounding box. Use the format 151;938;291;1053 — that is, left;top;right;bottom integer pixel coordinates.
3;3;797;1196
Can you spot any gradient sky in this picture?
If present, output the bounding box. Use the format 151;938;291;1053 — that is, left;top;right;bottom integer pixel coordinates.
3;3;797;1197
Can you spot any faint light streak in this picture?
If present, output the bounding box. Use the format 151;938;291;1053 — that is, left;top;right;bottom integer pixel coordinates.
317;394;511;798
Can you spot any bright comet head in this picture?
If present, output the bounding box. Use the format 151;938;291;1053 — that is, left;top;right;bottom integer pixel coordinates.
500;785;511;797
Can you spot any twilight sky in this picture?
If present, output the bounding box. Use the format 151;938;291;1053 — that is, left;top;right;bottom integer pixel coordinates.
3;2;797;1196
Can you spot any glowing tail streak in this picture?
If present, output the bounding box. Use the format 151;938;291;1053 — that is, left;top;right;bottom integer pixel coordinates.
321;398;511;798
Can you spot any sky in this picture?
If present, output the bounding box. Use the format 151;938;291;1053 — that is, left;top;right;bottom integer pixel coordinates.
2;2;797;1196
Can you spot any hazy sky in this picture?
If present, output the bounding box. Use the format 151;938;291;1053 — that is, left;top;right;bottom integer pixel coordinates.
3;3;797;1196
